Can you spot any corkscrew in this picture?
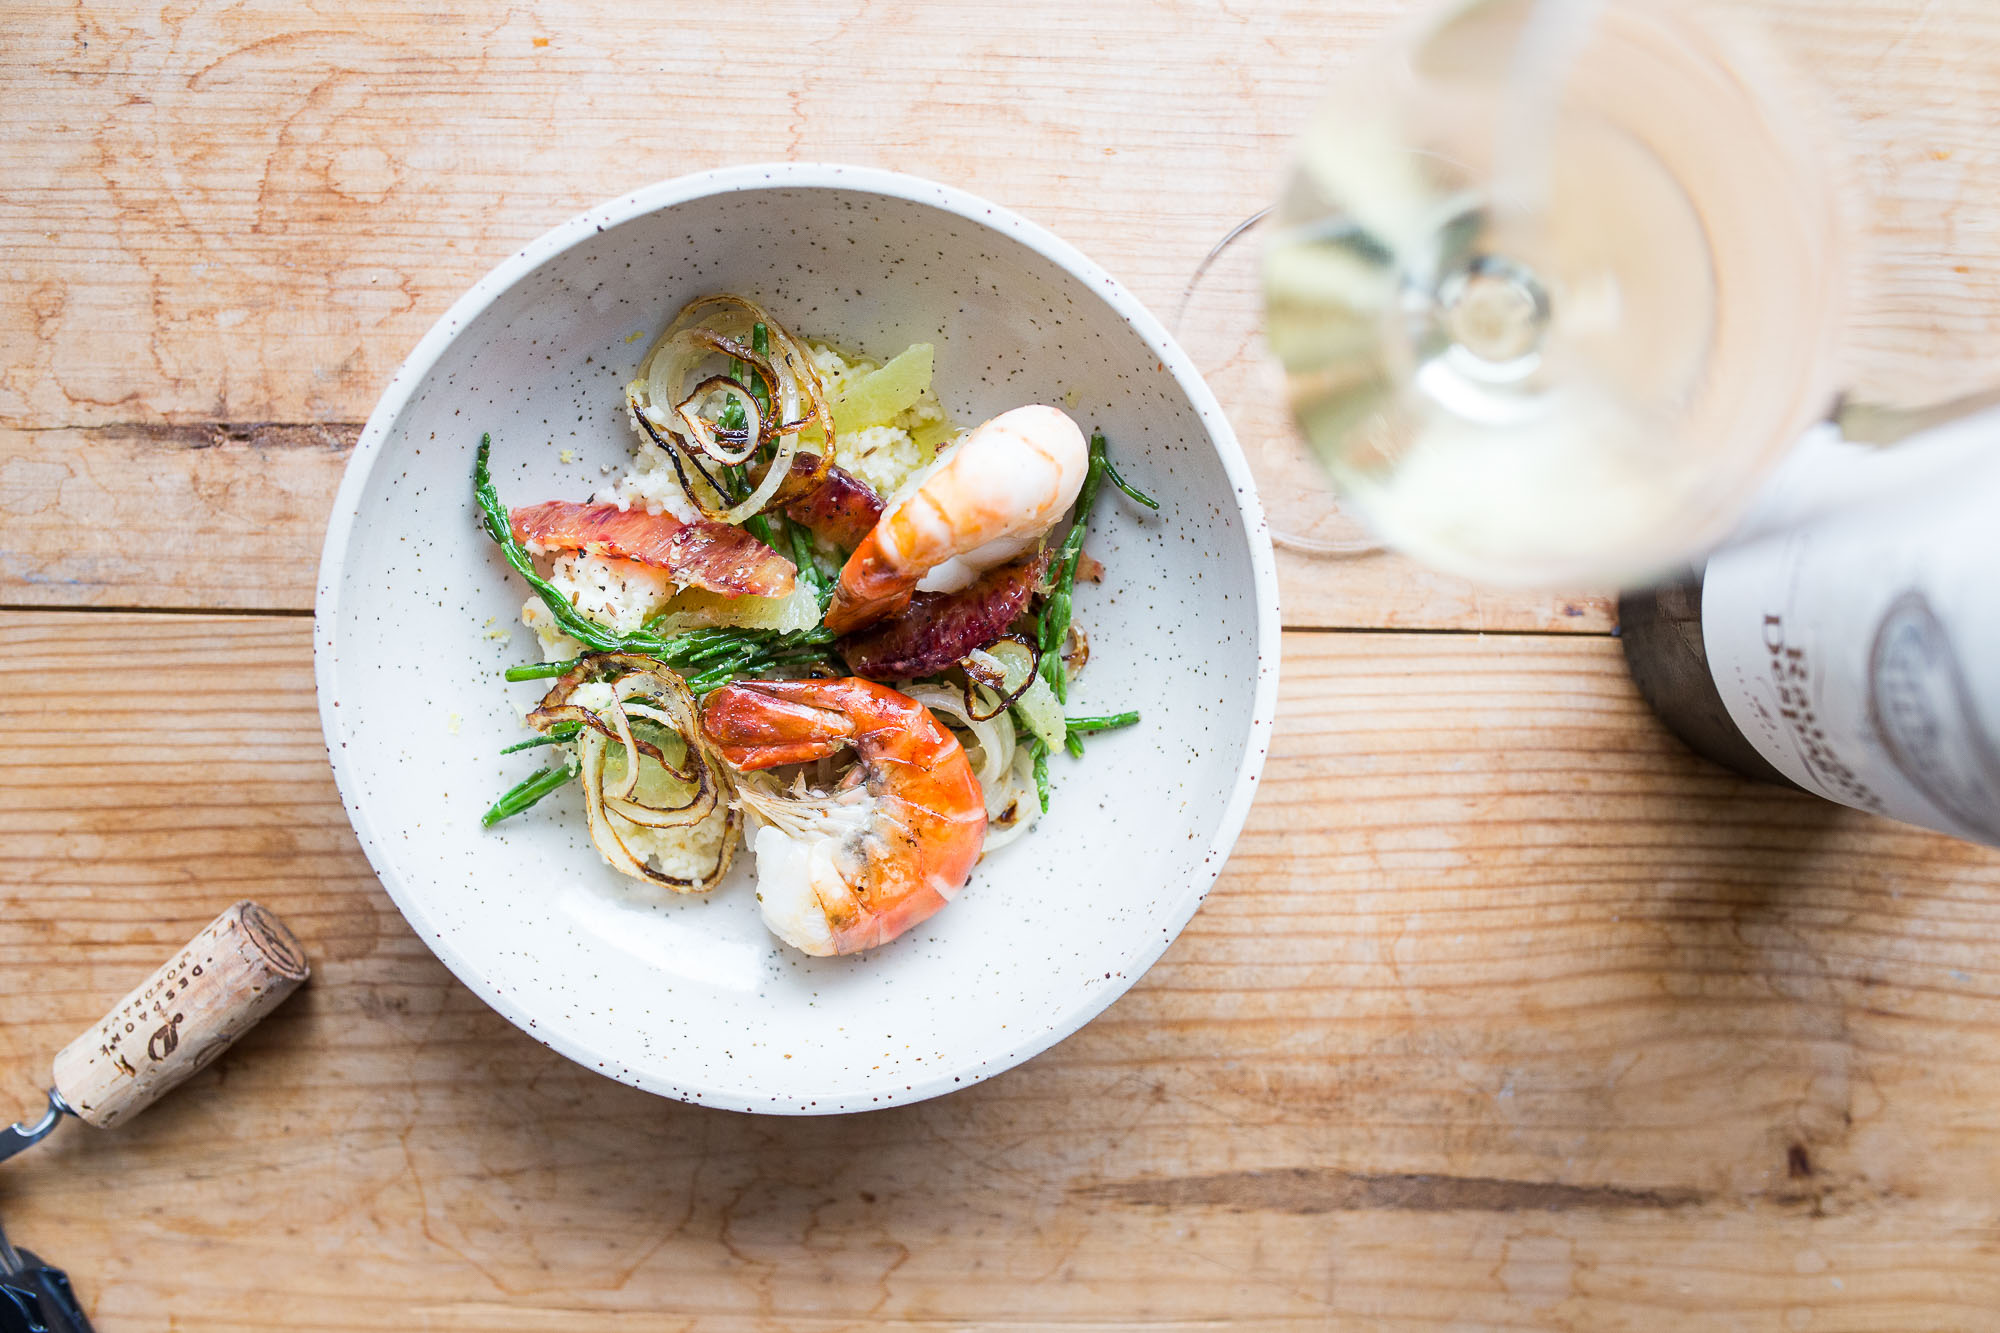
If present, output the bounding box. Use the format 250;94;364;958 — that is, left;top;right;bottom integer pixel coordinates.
0;902;310;1331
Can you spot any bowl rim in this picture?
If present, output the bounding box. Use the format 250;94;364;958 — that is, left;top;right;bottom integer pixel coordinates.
314;162;1281;1114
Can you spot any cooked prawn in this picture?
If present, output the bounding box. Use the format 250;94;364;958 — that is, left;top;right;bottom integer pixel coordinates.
822;404;1086;634
700;677;986;956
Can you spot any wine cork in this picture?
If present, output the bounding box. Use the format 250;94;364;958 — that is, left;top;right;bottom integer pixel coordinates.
51;901;309;1129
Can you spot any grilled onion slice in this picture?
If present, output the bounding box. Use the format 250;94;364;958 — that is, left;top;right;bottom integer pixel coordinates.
527;653;738;892
627;294;836;525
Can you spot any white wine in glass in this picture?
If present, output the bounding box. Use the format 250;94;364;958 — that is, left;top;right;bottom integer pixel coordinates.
1176;210;1384;556
1262;0;1847;588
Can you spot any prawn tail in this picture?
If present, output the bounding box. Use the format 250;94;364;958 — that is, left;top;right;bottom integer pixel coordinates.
824;532;917;634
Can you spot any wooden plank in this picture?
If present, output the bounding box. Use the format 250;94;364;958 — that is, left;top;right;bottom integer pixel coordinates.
0;423;1615;628
0;423;352;610
8;0;2000;631
0;0;1389;430
11;0;2000;1325
3;610;1998;1328
5;0;1998;433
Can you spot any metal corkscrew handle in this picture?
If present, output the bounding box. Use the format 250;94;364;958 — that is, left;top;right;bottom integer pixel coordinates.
0;1094;67;1166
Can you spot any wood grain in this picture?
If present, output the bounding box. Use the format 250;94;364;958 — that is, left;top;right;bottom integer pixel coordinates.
4;611;1999;1329
9;0;2000;628
9;1;2000;1327
0;422;1615;629
6;0;1999;432
0;423;352;610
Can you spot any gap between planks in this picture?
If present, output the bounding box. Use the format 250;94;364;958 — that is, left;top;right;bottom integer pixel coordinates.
0;421;1620;632
0;603;317;618
0;603;1619;638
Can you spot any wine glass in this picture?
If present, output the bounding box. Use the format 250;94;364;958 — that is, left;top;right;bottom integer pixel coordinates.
1251;0;1852;589
1174;210;1383;557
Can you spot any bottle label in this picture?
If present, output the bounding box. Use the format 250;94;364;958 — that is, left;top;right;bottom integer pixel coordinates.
1701;414;2000;846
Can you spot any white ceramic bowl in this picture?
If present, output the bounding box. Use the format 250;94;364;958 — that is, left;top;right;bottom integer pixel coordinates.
316;164;1279;1113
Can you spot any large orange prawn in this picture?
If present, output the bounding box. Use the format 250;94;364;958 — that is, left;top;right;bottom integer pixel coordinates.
700;677;987;956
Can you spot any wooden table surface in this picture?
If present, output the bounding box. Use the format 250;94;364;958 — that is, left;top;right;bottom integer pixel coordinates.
7;2;2000;1328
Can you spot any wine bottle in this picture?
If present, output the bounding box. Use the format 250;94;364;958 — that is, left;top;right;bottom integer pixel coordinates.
1619;412;2000;847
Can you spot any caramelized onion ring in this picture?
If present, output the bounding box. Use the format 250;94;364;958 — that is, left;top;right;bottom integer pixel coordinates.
676;374;764;467
526;653;738;892
630;294;835;525
958;633;1042;721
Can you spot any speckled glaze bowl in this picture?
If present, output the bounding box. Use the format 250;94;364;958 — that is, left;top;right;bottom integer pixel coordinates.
315;164;1279;1113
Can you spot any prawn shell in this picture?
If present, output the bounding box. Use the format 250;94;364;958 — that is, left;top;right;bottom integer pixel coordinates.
701;678;988;955
701;689;856;771
836;547;1050;681
510;500;796;598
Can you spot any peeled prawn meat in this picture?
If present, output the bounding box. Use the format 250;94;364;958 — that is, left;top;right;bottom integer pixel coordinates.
822;404;1086;633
